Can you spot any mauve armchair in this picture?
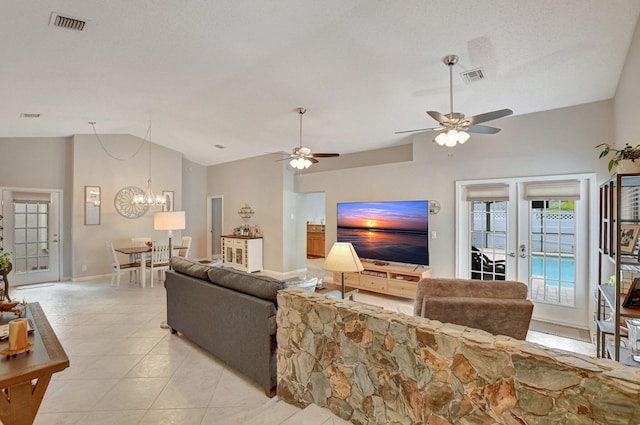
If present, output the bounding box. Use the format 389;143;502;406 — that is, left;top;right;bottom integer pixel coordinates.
414;277;534;340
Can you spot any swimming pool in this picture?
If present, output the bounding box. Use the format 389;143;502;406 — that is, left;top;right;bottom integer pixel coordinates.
530;254;574;282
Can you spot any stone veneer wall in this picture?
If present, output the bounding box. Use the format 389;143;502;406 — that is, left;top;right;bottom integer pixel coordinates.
276;290;640;425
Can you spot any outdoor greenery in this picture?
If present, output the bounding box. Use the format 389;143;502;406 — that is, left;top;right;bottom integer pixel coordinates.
0;252;11;271
596;143;640;172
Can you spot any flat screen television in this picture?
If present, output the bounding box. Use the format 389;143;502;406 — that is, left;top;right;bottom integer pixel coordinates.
336;200;429;266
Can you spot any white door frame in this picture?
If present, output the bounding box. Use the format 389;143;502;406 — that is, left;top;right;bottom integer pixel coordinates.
1;187;63;285
456;173;597;330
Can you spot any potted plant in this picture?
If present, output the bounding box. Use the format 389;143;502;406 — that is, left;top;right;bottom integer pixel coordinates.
596;143;640;173
0;252;11;274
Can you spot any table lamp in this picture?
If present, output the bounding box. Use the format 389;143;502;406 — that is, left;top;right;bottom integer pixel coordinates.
154;211;186;264
154;211;186;330
323;242;364;299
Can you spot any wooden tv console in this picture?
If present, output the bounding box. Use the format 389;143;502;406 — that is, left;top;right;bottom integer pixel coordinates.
332;260;431;299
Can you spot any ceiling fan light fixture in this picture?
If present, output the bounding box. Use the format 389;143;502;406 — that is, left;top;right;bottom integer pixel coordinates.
434;132;448;146
289;157;312;169
434;128;470;147
458;131;470;144
447;129;459;144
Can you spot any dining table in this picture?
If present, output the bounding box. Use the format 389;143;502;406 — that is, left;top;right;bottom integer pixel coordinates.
114;245;185;288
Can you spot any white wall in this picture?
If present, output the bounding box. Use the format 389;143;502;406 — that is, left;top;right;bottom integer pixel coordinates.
72;134;183;279
298;192;326;225
615;13;640;145
0;137;74;277
182;158;207;259
297;100;613;277
206;154;293;273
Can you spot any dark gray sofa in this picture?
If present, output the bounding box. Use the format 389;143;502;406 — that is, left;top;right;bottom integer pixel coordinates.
165;257;284;396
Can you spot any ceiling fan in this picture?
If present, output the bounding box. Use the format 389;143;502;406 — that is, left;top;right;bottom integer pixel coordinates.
396;54;513;147
284;107;339;170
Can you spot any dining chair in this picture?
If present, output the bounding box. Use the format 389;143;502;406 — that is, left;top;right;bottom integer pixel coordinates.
178;236;192;258
146;244;170;288
130;237;152;281
106;241;142;288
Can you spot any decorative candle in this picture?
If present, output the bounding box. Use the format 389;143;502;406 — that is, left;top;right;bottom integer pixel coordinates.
8;318;28;351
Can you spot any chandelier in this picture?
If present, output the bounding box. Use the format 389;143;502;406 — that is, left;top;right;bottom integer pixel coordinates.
133;122;166;206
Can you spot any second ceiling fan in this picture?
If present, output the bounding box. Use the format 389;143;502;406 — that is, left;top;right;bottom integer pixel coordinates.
396;54;513;147
286;107;339;170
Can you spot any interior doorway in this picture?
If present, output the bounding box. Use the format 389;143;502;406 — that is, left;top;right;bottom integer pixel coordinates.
207;196;223;260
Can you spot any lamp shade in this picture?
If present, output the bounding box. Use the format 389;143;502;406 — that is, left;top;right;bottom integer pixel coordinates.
154;211;186;231
323;242;364;273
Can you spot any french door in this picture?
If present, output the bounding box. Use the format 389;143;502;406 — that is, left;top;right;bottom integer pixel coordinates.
456;174;595;329
2;189;61;284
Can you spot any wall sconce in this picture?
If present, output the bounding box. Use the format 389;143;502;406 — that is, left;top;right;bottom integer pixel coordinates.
238;204;255;222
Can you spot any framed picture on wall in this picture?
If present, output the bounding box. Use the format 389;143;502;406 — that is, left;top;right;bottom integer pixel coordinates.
620;224;640;254
84;186;101;225
162;190;174;212
623;278;640;308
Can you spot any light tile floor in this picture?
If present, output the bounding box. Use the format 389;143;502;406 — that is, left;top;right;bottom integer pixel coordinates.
10;261;597;425
9;278;348;425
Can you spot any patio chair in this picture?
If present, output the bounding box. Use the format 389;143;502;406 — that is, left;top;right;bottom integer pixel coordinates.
471;246;506;280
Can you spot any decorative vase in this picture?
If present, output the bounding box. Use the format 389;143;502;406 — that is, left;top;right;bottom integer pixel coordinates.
617;159;640;174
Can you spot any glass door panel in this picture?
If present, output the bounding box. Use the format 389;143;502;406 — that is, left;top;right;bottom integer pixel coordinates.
528;200;576;307
469;201;507;280
13;201;50;274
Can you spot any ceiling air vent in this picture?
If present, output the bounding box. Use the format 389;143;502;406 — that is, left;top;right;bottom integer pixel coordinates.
20;113;41;118
49;12;86;31
214;144;226;149
460;67;485;83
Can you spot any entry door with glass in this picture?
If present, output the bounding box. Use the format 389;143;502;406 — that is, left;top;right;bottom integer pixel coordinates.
2;190;61;284
457;176;594;329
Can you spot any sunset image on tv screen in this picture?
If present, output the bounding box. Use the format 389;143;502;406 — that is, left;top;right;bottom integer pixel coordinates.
337;200;429;265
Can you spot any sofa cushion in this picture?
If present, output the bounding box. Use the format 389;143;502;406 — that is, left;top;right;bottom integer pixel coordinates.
170;257;213;280
207;268;284;303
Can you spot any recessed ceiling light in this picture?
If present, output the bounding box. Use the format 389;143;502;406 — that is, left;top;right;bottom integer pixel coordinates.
20;113;41;118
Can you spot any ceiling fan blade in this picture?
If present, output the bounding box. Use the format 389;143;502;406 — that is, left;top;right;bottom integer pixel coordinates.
466;124;502;134
466;109;513;125
309;157;319;164
426;111;451;124
395;126;444;134
311;153;339;158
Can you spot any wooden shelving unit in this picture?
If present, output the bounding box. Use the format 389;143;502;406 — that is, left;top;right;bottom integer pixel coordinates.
333;260;431;299
596;173;640;367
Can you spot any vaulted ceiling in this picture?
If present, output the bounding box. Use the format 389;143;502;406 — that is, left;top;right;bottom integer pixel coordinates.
2;1;639;165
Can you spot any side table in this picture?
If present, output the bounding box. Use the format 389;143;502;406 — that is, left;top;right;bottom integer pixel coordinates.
0;302;69;425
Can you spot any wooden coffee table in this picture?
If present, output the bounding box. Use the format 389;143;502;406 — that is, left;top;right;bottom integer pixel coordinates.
0;302;69;425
